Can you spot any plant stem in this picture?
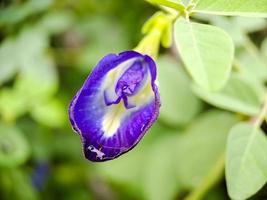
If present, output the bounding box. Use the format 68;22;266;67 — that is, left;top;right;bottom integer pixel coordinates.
253;94;267;128
184;153;225;200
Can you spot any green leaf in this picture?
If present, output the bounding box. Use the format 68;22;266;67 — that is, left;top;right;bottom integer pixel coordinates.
0;26;49;86
30;99;66;128
174;110;239;188
0;27;58;121
208;16;246;47
192;74;265;116
0;39;18;85
174;19;234;91
237;45;267;83
204;16;266;47
0;124;30;167
157;56;202;126
192;0;267;17
226;122;267;200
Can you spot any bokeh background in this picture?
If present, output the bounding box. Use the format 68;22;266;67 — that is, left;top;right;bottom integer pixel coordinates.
0;0;267;200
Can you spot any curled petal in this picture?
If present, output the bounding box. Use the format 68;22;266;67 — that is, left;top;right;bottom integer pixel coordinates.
69;51;160;162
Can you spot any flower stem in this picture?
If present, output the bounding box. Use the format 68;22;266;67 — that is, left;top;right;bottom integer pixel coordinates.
253;94;267;128
184;153;225;200
134;12;174;59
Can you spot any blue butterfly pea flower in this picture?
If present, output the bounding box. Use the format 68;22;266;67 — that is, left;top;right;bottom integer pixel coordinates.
68;51;160;162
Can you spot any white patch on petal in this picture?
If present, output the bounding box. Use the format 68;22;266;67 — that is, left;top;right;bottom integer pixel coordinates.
155;79;159;87
102;101;126;137
88;145;105;159
100;58;154;138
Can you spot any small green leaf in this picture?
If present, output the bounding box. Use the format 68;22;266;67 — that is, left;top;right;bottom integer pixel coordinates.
157;56;202;126
174;19;234;91
0;124;30;167
192;74;265;116
192;0;267;17
226;122;267;200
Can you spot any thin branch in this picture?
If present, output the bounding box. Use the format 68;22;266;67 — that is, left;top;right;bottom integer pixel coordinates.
184;154;225;200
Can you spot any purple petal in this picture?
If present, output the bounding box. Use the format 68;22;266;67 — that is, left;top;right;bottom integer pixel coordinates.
68;50;160;162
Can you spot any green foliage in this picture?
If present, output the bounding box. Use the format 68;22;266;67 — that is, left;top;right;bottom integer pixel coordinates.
157;55;202;126
0;124;30;167
174;110;239;189
193;74;265;116
174;18;234;91
98;111;239;200
0;0;267;199
226;123;267;200
192;0;267;17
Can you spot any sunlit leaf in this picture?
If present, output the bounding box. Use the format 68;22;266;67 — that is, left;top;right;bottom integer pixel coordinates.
192;0;267;17
174;18;234;91
226;123;267;200
204;16;266;47
193;74;265;116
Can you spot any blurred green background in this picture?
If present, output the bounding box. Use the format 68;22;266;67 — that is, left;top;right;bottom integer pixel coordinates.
0;0;267;200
